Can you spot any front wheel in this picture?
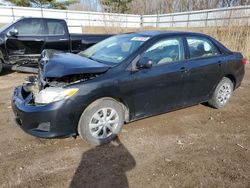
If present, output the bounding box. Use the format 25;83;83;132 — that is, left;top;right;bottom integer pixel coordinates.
78;98;125;145
208;77;234;109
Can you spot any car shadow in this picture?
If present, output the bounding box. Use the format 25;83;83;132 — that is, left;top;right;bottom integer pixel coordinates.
69;137;136;188
201;102;214;108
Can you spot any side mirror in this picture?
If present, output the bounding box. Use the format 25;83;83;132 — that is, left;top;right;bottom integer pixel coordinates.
136;57;153;69
8;28;18;37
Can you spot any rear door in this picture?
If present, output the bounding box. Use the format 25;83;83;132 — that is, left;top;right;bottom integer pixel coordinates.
182;36;224;104
6;18;45;57
43;19;70;52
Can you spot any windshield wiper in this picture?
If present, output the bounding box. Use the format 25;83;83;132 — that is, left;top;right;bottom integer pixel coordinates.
80;53;99;62
88;56;96;61
88;56;106;64
80;53;107;64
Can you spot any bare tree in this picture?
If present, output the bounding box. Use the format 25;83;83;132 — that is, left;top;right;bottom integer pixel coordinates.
126;0;250;15
68;0;100;11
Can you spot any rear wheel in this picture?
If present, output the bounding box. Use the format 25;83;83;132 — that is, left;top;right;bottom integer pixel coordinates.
208;77;234;109
0;61;3;74
78;98;124;145
0;50;4;74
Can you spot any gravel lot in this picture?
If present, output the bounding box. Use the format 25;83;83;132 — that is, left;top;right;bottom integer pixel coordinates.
0;66;249;188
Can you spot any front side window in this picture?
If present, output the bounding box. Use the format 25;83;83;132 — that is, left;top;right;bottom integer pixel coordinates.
13;19;43;35
187;37;220;59
46;20;65;35
141;37;185;66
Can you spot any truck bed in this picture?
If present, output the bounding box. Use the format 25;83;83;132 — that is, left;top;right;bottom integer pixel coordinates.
70;34;113;53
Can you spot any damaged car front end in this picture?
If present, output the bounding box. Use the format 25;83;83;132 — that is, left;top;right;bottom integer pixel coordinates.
11;33;153;144
12;49;110;138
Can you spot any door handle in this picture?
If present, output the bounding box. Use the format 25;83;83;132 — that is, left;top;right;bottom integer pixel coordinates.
59;38;67;41
34;39;43;42
180;67;189;73
218;60;222;67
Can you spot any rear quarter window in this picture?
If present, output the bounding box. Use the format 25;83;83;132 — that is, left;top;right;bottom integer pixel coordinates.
46;20;65;35
187;37;220;59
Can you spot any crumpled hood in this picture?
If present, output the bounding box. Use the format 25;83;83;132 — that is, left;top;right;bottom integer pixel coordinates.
40;50;111;78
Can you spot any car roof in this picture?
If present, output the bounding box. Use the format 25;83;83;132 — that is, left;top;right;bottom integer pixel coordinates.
136;30;207;37
19;17;65;21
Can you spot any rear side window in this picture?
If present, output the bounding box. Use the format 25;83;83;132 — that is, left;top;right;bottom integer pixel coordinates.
141;37;184;66
13;19;43;35
187;37;220;59
45;20;65;35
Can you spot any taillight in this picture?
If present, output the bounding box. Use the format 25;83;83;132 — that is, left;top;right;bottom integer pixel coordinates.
242;57;247;65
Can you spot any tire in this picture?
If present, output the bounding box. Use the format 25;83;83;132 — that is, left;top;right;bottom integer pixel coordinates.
78;98;125;145
208;77;234;109
0;50;3;74
0;61;3;74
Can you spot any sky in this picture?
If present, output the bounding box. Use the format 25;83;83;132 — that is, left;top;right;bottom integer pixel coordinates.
0;0;10;5
80;0;101;10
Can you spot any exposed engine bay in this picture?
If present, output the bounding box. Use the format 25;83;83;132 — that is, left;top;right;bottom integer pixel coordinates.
22;73;101;104
46;73;99;87
21;49;110;104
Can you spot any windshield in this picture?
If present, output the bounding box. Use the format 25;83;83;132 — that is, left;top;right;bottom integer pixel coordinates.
80;34;151;64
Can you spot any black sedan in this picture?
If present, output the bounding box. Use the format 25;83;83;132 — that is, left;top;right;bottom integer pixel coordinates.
12;31;246;145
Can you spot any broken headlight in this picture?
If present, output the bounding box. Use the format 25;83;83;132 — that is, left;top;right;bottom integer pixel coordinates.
34;87;78;104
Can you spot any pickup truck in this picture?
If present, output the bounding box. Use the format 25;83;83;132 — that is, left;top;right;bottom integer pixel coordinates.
0;17;112;73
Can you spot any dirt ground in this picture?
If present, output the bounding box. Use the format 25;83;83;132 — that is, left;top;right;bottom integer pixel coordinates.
0;65;249;188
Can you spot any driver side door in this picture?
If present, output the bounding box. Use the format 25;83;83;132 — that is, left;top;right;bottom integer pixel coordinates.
131;37;187;119
6;18;45;60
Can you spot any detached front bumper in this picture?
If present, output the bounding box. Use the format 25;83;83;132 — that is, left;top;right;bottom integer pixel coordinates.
12;86;79;138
